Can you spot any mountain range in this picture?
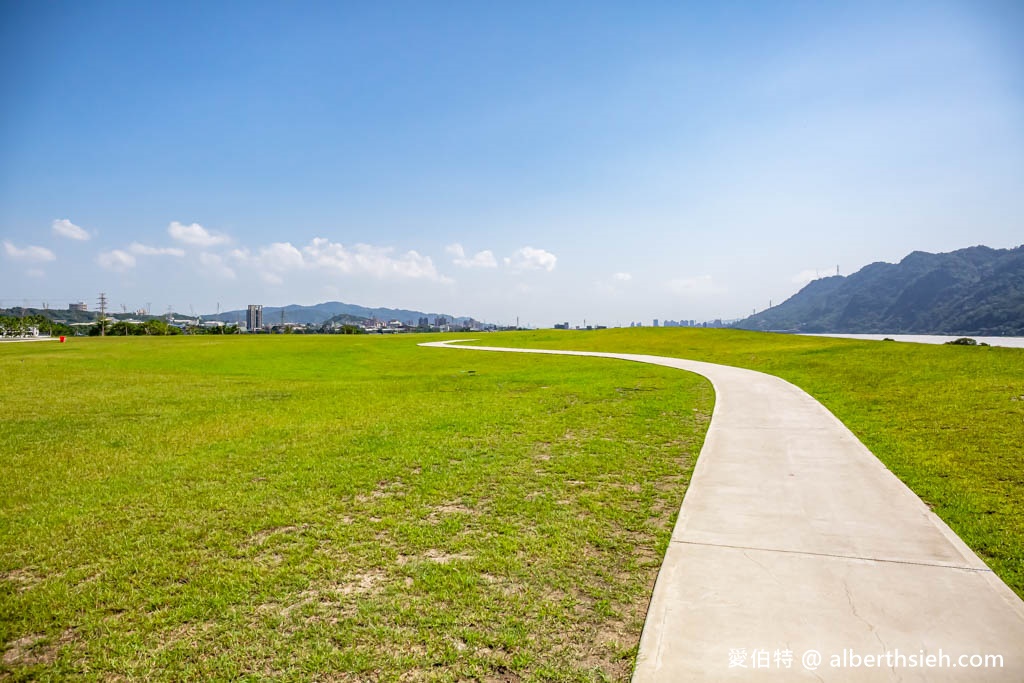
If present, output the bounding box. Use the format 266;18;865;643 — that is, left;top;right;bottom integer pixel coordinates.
203;301;475;326
735;245;1024;336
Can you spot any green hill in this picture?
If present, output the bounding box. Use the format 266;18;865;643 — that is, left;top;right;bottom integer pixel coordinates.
736;245;1024;335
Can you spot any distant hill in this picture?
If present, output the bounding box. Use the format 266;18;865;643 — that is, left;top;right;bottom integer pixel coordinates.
735;245;1024;336
205;301;474;326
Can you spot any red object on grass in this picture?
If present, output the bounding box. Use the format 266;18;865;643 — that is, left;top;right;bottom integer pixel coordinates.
59;336;66;343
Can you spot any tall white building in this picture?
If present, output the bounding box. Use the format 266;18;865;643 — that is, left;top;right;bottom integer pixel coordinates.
246;304;263;332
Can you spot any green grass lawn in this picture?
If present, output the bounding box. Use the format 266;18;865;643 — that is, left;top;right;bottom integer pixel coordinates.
4;329;1021;680
468;328;1024;599
0;335;712;681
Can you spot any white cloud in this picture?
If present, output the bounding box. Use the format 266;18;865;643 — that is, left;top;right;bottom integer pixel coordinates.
504;246;557;272
668;275;716;295
129;242;185;257
96;249;136;272
261;242;305;271
612;272;632;282
226;238;449;284
465;250;497;268
791;269;829;285
229;242;300;283
446;243;498;269
52;219;90;241
168;221;230;247
303;238;450;281
199;252;236;279
3;241;56;263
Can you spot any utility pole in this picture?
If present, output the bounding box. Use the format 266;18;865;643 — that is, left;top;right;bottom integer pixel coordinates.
98;292;108;337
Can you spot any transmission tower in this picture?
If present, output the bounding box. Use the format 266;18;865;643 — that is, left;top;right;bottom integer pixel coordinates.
98;292;108;337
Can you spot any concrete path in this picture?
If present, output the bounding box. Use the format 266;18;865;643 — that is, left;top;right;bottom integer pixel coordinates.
421;340;1024;681
0;336;59;343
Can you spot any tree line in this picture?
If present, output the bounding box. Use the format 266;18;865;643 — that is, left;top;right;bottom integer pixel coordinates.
0;314;72;337
0;313;243;337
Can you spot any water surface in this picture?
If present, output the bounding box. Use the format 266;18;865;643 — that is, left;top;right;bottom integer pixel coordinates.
800;333;1024;348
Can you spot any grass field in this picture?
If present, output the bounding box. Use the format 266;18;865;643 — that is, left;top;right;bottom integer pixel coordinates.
469;328;1024;600
0;335;712;681
3;329;1022;680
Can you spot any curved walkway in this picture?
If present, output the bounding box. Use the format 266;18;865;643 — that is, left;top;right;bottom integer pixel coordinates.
420;340;1024;681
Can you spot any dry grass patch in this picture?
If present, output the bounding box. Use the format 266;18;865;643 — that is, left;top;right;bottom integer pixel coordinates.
1;568;44;593
3;629;76;667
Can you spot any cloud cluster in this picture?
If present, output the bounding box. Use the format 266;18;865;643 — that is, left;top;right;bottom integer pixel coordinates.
200;252;236;280
504;246;557;272
168;221;230;247
229;238;450;284
97;238;188;271
791;269;829;285
80;219;559;291
129;242;185;257
96;249;136;272
446;243;558;273
52;219;90;241
446;243;498;269
3;241;56;262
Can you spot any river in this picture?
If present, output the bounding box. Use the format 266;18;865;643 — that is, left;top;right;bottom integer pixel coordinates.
800;333;1024;348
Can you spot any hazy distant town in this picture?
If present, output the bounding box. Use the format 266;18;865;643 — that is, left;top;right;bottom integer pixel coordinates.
0;297;737;338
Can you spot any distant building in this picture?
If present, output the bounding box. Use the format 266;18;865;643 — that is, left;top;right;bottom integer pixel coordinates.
653;319;660;327
554;322;569;330
246;304;263;332
69;302;88;312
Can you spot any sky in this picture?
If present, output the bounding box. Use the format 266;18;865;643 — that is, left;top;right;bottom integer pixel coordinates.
1;1;1022;326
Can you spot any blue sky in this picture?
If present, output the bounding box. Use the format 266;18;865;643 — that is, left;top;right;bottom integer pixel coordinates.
2;1;1022;325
